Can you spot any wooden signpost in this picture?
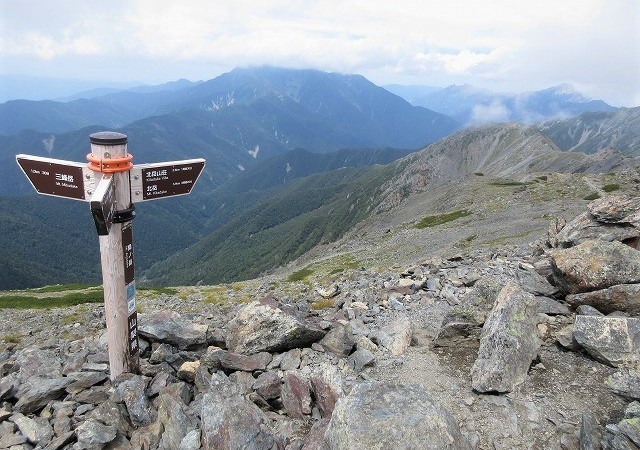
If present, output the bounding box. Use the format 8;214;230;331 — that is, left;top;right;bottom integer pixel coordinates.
16;131;205;380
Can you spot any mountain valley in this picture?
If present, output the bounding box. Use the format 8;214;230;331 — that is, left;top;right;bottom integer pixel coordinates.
1;66;639;449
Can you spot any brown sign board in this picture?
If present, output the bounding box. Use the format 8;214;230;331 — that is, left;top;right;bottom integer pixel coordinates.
16;155;92;201
130;159;205;202
90;175;116;235
122;222;135;285
127;311;139;356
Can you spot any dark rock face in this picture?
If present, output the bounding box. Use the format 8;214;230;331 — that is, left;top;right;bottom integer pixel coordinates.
324;382;470;450
551;240;640;294
226;301;326;354
471;282;540;393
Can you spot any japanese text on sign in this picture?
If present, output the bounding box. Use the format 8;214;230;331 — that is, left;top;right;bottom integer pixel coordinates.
128;312;139;356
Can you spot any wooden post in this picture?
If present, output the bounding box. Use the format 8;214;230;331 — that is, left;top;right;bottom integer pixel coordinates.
89;131;139;380
16;134;204;380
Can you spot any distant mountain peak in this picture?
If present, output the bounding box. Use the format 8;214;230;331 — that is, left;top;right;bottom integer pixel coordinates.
535;83;590;102
390;82;615;125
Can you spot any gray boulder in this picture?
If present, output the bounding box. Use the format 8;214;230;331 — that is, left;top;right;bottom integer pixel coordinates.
201;373;275;449
605;367;640;400
14;377;71;414
556;195;640;248
324;382;470;450
551;240;640;294
572;316;640;367
567;284;640;316
471;282;540;393
115;374;155;427
579;411;602;450
309;363;344;418
374;315;412;355
319;325;355;356
75;419;117;448
138;310;208;350
156;392;195;450
226;301;326;354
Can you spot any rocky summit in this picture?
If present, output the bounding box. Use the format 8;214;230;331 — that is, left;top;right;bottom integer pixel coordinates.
1;194;640;449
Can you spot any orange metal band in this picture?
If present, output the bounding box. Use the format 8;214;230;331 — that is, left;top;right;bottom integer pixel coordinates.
87;153;134;173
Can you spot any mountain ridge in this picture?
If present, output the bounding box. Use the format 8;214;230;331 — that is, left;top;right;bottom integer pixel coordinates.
142;123;640;286
387;83;617;125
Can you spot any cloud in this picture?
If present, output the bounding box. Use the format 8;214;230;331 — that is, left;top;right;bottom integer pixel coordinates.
470;100;511;124
0;0;637;106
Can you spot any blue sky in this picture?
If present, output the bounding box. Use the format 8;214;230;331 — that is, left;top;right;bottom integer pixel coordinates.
1;0;638;106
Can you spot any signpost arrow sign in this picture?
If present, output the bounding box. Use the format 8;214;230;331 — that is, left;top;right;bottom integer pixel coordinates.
15;132;206;380
16;155;95;200
130;159;205;202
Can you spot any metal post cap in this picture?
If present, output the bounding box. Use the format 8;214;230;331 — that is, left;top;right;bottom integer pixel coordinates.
90;132;128;145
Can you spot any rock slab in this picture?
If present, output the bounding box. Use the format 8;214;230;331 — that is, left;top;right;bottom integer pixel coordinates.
226;301;326;354
551;240;640;294
324;382;470;450
139;310;208;350
573;315;640;367
471;282;540;393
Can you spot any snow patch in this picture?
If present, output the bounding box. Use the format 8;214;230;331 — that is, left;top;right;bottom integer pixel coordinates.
42;135;55;155
202;93;235;111
248;145;260;159
237;164;245;171
286;162;292;173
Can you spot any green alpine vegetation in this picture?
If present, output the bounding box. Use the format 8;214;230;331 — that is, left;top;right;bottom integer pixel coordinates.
0;289;104;309
416;210;472;229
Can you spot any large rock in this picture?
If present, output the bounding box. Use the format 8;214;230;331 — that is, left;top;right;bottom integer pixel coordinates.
226;301;326;354
319;325;355;356
324;382;470;450
590;195;640;224
573;315;640;367
115;374;156;427
556;195;640;248
605;367;640;400
156;392;196;450
566;284;640;316
201;373;275;449
138;310;208;350
551;240;640;294
75;419;117;448
218;351;272;372
374;315;413;355
471;282;540;393
14;377;71;414
281;372;312;419
310;363;344;418
14;346;62;380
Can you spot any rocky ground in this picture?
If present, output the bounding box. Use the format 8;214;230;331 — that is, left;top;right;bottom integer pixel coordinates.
1;187;640;448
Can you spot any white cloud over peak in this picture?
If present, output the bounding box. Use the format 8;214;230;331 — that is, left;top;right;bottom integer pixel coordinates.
0;0;638;106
